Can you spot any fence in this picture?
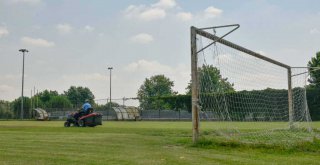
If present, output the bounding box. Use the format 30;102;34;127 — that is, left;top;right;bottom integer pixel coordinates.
44;108;192;121
31;108;192;121
140;110;191;120
45;108;117;120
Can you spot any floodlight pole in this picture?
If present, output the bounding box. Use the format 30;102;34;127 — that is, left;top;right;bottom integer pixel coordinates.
108;67;113;120
19;49;29;120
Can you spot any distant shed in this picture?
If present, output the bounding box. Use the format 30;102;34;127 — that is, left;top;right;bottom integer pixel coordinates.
33;108;49;121
112;106;140;120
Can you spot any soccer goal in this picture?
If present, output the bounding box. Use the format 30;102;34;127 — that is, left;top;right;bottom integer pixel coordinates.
190;25;313;144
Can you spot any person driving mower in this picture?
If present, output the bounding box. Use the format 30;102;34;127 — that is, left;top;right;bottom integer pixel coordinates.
74;99;92;120
82;99;92;115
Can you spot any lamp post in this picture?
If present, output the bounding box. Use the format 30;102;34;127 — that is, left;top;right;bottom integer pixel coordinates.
19;49;29;120
107;67;113;120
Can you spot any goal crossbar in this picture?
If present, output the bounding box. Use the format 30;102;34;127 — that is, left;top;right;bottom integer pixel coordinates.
192;26;290;69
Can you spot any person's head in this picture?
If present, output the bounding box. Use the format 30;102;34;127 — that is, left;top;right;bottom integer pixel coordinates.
85;99;89;103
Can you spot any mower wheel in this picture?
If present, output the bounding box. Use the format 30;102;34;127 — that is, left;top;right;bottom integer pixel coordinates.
78;119;85;127
64;121;70;127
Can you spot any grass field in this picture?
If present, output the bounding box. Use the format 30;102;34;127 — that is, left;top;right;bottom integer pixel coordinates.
0;121;320;165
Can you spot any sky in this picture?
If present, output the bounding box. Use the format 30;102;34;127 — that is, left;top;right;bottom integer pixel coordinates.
0;0;319;106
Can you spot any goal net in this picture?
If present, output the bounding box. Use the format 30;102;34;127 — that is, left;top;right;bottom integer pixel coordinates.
191;26;313;144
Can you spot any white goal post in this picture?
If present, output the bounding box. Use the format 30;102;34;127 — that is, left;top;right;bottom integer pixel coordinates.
190;25;312;143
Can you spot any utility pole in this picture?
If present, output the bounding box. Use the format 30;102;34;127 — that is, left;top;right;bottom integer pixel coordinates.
19;49;29;120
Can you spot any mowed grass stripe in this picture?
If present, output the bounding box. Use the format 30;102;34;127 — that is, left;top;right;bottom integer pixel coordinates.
0;121;319;165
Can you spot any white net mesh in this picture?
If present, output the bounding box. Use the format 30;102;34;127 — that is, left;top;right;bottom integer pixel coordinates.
196;31;313;144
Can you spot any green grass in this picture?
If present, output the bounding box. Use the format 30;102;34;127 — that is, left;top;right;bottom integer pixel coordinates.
0;121;319;165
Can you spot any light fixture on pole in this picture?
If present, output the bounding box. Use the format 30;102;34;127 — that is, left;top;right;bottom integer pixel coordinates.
19;48;29;120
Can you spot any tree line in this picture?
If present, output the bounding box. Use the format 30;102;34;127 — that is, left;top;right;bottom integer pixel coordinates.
0;86;100;119
1;52;320;120
137;52;320;120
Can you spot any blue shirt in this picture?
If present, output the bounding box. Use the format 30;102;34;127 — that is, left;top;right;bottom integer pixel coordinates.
82;103;91;112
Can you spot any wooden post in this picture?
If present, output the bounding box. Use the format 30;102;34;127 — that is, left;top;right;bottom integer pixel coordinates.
288;68;294;129
191;26;199;143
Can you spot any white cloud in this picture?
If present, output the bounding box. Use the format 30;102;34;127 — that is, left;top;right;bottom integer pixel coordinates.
123;0;175;21
176;12;193;21
139;8;166;21
130;33;154;44
204;6;223;18
21;37;55;47
0;26;9;37
124;5;145;18
84;25;95;32
124;5;166;21
152;0;176;9
310;28;320;34
123;1;222;21
56;24;73;34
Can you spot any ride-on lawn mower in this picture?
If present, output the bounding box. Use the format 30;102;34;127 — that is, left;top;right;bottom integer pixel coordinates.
64;108;102;127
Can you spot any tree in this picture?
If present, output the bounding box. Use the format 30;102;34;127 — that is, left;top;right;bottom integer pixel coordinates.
137;75;177;110
307;52;320;120
37;90;59;103
47;96;73;108
12;97;31;119
64;86;95;107
34;90;59;108
308;51;320;87
0;100;13;119
185;65;234;94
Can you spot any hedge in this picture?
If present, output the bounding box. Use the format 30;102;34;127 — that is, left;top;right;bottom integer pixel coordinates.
144;88;320;121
